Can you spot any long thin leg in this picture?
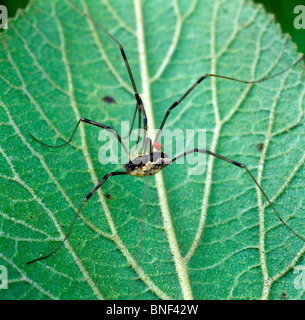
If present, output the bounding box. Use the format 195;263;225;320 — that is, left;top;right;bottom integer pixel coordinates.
117;102;143;156
166;148;305;244
144;137;153;162
152;56;304;147
68;0;148;155
122;104;138;139
26;171;128;265
30;117;130;160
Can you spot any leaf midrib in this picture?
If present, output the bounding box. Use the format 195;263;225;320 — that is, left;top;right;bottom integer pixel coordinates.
133;0;193;300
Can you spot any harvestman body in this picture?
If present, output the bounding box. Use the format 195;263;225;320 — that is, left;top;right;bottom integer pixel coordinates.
26;0;305;265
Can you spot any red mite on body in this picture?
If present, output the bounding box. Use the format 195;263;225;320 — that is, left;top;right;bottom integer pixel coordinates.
153;142;162;150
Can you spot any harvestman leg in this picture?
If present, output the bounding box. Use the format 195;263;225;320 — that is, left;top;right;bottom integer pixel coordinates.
31;117;130;160
26;171;128;264
152;56;305;148
122;103;143;156
69;0;148;155
122;103;139;138
167;148;305;243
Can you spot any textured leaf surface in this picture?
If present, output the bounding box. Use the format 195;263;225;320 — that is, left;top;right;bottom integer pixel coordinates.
0;0;305;300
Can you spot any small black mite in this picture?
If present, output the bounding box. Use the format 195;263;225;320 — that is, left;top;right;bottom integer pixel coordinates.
102;96;116;104
257;142;264;152
280;293;286;300
106;194;112;199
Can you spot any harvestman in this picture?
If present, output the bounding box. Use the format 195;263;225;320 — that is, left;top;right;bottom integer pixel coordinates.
27;0;305;264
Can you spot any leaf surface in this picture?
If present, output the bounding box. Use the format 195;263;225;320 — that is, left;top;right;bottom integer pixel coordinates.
0;0;305;300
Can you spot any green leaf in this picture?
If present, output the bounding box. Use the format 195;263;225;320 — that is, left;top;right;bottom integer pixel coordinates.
0;0;305;300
